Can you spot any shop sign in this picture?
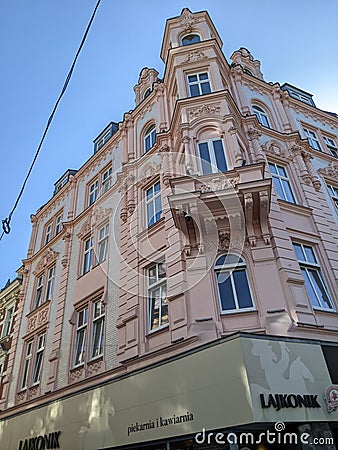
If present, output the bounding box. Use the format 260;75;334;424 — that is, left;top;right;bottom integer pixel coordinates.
325;385;338;413
260;393;321;411
18;431;61;450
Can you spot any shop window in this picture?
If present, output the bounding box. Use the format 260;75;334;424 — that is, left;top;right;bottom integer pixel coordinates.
214;254;254;312
293;243;333;310
148;262;168;331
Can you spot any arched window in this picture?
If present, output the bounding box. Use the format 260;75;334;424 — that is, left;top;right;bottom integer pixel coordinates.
198;138;227;175
214;254;254;312
144;125;156;152
182;34;201;46
243;68;253;76
252;105;270;128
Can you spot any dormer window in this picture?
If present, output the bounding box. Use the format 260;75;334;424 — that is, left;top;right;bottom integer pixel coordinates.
252;105;270;128
144;125;156;152
143;88;151;99
181;34;200;46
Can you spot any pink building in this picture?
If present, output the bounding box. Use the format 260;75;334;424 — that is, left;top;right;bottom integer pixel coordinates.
0;8;337;450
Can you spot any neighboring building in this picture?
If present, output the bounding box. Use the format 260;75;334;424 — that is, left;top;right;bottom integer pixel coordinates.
0;8;337;450
0;267;23;406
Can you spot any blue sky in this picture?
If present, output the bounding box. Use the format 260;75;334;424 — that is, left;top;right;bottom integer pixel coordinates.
1;0;338;286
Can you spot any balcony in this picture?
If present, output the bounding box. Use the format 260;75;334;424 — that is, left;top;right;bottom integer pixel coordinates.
168;162;272;253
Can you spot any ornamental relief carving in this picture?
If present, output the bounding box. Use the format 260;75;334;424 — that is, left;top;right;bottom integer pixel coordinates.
179;8;196;32
33;249;58;275
196;175;240;193
27;303;50;334
91;205;113;227
318;161;338;181
77;219;92;239
184;50;207;63
188;103;221;121
262;140;290;161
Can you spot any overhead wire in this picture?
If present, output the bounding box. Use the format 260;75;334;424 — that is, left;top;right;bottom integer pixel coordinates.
1;0;102;242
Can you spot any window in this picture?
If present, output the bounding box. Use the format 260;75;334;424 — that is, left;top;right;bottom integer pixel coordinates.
215;254;254;312
45;266;55;301
102;167;112;194
82;237;94;274
293;243;333;310
1;306;14;338
323;136;338;158
33;266;55;309
55;213;63;235
45;223;52;245
182;34;200;46
32;333;45;384
73;298;105;366
74;307;88;366
148;263;168;331
252;105;270;127
327;185;338;210
304;128;321;151
187;72;211;97
198;139;227;175
143;88;151;99
88;180;99;206
146;182;162;227
144;125;156;152
91;300;105;359
268;162;296;203
97;224;109;263
21;341;33;389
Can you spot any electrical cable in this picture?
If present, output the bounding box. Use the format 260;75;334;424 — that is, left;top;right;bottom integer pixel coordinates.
0;0;102;241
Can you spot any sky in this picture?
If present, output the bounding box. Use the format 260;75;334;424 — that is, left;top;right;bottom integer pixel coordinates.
1;0;338;286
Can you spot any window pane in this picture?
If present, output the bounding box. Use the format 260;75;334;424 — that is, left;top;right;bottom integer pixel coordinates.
276;166;287;177
155;195;162;221
149;288;161;330
92;319;104;358
302;268;321;308
148;265;157;285
293;243;304;261
188;75;197;82
268;163;277;174
198;142;211;175
189;84;200;97
272;177;285;199
75;330;86;365
308;269;332;309
147;202;155;226
213;140;227;172
304;246;316;264
217;272;236;311
201;82;211;94
199;73;208;80
233;270;253;309
154;181;160;193
281;179;295;203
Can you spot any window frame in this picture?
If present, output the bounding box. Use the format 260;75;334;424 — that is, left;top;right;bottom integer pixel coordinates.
214;254;255;314
72;297;105;368
252;105;270;128
97;224;109;264
88;179;99;206
293;243;334;311
102;167;112;194
32;333;45;385
303;128;321;151
1;305;14;338
144;125;157;153
20;340;33;390
82;236;94;275
323;136;338;158
145;181;162;227
147;262;168;332
187;72;211;97
197;138;228;175
181;34;201;46
327;184;338;210
268;162;297;203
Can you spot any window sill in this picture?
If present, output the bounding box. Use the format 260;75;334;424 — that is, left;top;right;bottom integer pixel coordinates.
138;217;165;239
277;199;312;216
146;323;169;337
220;308;257;316
313;307;337;314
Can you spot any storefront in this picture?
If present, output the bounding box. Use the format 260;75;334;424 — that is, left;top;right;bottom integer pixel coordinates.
1;334;337;450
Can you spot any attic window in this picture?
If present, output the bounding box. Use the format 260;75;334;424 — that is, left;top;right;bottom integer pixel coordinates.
243;68;253;76
143;88;151;99
182;34;200;46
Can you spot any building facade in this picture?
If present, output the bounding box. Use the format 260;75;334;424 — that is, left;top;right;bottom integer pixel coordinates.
0;8;337;450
